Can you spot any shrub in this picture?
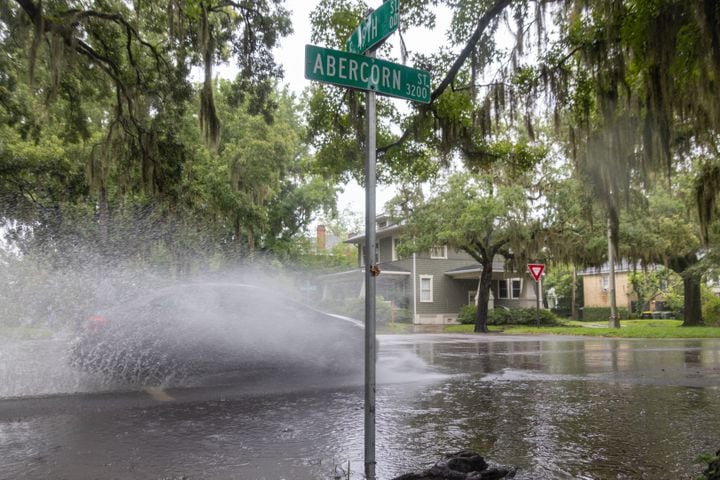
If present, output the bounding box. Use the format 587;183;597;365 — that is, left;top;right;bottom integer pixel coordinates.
580;307;629;321
458;304;476;324
702;294;720;326
457;305;559;326
393;308;413;324
698;450;720;480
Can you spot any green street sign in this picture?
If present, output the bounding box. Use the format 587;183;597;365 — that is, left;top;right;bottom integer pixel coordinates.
345;0;399;54
305;44;431;103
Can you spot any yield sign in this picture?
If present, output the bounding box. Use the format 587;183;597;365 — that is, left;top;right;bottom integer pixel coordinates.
528;263;545;282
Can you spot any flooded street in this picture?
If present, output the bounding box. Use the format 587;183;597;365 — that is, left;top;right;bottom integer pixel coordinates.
1;333;720;479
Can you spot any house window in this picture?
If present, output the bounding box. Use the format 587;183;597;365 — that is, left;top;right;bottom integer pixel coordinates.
430;245;447;259
468;290;477;305
495;279;522;299
392;237;400;261
419;275;433;302
601;274;609;291
497;279;509;299
511;278;522;299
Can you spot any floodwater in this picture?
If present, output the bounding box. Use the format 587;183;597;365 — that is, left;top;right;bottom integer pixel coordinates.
1;333;720;479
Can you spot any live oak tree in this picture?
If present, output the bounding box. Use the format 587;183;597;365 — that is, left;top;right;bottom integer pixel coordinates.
1;0;343;268
618;173;708;326
306;1;720;331
394;169;544;333
2;0;291;218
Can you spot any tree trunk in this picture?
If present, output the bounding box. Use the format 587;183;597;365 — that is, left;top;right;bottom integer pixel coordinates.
668;253;703;327
474;260;494;333
247;225;255;256
682;273;704;326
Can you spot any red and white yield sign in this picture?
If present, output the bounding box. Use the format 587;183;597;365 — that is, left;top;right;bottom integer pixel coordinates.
528;263;545;282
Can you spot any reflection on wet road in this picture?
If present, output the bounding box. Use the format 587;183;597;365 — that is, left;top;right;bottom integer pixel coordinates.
1;334;719;479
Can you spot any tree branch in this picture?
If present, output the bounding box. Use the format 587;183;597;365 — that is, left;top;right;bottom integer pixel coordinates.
377;0;512;156
431;0;513;103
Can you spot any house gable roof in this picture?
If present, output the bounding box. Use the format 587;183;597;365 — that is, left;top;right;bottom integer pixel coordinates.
444;259;521;278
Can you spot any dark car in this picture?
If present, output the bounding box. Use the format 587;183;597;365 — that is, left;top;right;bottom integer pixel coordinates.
69;283;366;385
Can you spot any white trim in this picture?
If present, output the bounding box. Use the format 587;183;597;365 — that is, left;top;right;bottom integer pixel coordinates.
494;278;523;299
412;253;417;321
419;275;434;303
392;236;399;261
430;245;447;259
377;270;411;276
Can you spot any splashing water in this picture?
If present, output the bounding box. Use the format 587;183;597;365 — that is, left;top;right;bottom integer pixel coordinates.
1;260;372;398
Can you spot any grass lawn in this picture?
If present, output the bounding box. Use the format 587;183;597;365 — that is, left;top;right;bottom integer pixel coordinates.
444;319;720;338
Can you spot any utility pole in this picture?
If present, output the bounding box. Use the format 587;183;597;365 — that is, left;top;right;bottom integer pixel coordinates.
607;216;620;328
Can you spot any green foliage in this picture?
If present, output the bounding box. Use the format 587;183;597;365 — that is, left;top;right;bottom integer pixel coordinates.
701;286;720;327
627;267;680;313
698;450;720;480
580;307;630;322
458;304;559;326
542;264;582;317
0;0;321;269
702;295;720;327
458;304;478;325
446;320;720;338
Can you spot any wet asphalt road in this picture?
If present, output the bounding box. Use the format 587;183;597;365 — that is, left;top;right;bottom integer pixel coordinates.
1;334;720;479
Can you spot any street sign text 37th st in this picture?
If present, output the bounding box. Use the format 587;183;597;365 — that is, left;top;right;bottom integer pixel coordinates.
305;44;431;103
346;0;398;54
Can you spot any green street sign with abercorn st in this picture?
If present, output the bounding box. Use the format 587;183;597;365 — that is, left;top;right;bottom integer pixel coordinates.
304;44;431;103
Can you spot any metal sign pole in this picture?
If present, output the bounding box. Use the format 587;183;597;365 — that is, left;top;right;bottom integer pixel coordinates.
304;5;430;476
535;279;540;327
364;52;378;480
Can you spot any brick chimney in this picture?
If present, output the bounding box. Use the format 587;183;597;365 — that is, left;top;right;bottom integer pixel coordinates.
316;224;326;251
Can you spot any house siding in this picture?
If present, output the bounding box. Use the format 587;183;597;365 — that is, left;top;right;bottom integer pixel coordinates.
338;220;542;325
492;272;539;309
411;255;472;317
379;236;393;263
583;271;635;310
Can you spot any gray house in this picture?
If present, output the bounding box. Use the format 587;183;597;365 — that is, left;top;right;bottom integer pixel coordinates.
319;214;541;325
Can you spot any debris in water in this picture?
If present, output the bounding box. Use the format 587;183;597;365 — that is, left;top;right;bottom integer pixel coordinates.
391;450;516;480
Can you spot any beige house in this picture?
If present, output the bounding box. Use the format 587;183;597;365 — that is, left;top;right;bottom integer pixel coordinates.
581;264;636;310
581;261;670;312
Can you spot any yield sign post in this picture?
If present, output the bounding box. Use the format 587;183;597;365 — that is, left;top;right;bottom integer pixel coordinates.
528;263;545;282
528;264;545;327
